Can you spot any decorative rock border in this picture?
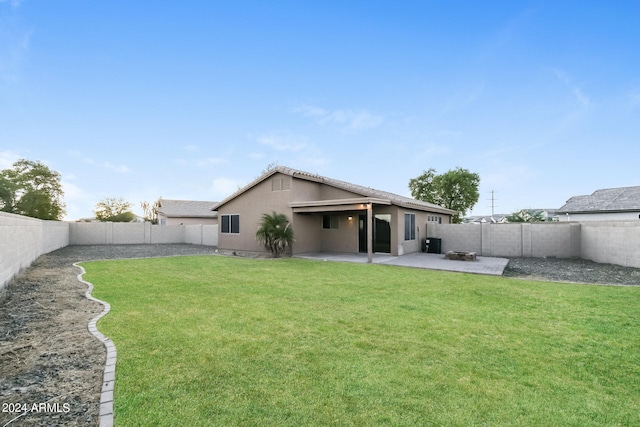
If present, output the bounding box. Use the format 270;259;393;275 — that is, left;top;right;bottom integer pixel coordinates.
75;263;116;427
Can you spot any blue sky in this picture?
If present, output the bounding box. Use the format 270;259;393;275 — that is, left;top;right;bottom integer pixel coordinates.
1;1;639;220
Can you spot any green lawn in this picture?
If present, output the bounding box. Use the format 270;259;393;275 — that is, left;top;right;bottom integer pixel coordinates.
83;256;640;426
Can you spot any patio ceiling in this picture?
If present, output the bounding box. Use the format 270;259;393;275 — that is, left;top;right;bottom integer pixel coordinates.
289;197;391;214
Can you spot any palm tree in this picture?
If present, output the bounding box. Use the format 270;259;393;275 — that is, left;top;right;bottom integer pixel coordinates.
255;212;294;257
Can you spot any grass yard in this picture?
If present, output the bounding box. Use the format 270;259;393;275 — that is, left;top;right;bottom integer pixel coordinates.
83;256;640;426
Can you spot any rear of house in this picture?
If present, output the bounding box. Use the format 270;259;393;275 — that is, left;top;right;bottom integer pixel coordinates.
212;167;455;257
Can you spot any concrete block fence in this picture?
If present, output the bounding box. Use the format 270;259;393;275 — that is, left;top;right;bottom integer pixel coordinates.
428;221;639;268
580;221;640;268
0;211;69;290
67;222;218;246
1;216;217;290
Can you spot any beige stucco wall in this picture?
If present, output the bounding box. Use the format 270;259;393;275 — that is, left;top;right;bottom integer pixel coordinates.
217;173;296;254
217;172;454;256
320;212;358;253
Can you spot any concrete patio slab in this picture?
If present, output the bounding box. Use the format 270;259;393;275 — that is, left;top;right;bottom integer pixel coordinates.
295;252;509;276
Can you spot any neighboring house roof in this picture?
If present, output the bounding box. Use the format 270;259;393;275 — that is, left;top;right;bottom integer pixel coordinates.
465;215;508;224
156;199;218;218
557;186;640;214
212;166;457;215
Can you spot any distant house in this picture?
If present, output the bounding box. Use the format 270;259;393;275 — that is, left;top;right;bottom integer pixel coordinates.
506;209;559;223
211;166;456;258
557;186;640;221
156;198;218;225
465;209;559;224
465;215;508;224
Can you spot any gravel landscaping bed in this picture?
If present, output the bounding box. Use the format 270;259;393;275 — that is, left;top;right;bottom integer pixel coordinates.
504;256;640;286
0;245;638;426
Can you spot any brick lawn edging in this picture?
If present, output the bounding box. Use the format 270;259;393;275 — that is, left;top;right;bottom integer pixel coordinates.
75;263;116;427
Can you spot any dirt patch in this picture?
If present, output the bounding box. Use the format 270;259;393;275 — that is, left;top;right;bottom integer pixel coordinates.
1;246;638;425
0;262;103;426
0;245;218;427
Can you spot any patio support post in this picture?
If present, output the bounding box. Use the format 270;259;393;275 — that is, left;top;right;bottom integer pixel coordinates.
367;202;373;263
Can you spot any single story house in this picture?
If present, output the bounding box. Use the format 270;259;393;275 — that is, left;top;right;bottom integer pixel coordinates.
557;186;640;221
211;166;456;259
156;198;218;225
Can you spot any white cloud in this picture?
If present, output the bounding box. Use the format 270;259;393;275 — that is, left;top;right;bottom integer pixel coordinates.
550;68;593;110
481;164;538;189
103;162;130;173
295;105;326;117
195;157;226;167
440;84;485;114
67;150;96;165
294;104;384;131
0;150;20;168
0;0;23;7
62;179;89;201
417;143;450;160
628;90;640;109
572;87;592;109
211;177;242;198
60;178;94;221
183;144;199;153
0;10;32;83
257;133;309;152
248;152;264;160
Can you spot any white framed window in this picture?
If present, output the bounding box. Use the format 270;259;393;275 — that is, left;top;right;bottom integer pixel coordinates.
221;214;240;234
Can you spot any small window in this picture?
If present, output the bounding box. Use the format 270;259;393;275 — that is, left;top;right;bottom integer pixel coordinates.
404;213;416;240
322;215;339;229
221;214;240;234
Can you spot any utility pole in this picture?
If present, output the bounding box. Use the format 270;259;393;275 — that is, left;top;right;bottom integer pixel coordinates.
488;190;497;218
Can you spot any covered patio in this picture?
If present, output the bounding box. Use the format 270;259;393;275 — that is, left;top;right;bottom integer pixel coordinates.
290;197;387;261
294;251;510;276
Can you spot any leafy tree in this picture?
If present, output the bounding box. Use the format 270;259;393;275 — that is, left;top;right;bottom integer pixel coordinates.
407;167;437;203
141;199;160;224
255;212;294;257
0;175;16;212
0;159;66;220
409;167;480;223
506;209;549;223
94;197;136;222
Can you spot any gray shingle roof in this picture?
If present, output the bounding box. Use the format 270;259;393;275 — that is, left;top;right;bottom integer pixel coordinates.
557;186;640;213
156;199;218;218
212;166;456;214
